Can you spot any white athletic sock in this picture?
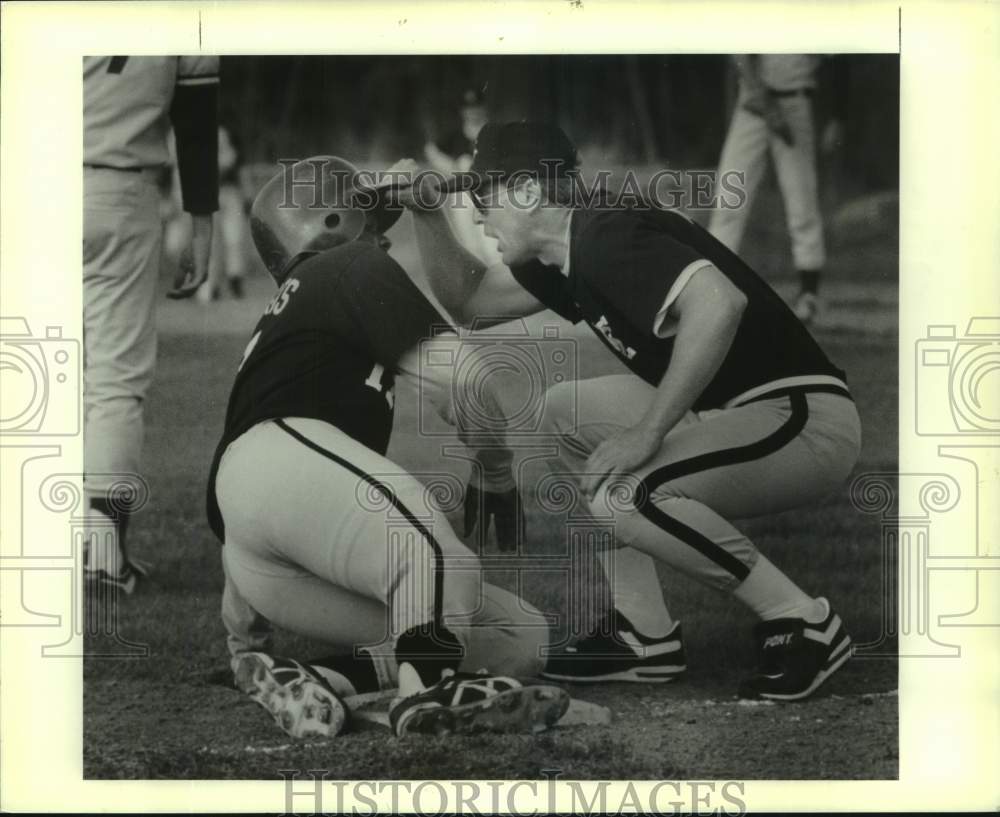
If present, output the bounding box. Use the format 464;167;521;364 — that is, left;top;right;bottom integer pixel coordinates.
733;554;827;622
396;662;428;698
81;505;123;575
598;547;674;638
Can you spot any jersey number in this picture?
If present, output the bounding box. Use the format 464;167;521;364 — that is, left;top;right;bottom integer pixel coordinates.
365;363;395;409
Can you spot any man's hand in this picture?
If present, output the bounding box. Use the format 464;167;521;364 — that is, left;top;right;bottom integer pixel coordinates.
168;213;213;299
580;424;664;500
463;482;525;553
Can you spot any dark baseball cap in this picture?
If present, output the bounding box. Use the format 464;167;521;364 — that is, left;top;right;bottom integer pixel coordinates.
443;121;579;194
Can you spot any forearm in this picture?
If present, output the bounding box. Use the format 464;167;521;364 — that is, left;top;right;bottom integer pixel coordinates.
410;208;488;323
640;300;744;437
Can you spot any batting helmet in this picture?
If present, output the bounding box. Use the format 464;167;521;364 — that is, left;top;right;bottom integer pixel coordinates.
249;155;402;283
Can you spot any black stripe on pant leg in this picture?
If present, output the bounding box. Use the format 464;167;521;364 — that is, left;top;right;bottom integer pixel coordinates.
275;419;446;624
634;391;809;583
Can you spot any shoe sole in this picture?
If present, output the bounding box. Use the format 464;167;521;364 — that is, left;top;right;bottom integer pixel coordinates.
751;638;852;702
241;656;347;739
541;665;685;684
397;685;570;737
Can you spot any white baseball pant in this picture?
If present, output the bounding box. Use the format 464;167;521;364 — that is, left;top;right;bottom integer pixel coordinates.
216;417;549;682
82;166;163;497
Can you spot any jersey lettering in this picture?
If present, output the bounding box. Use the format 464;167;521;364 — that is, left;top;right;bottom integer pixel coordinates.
594;315;638;360
264;278;300;316
365;362;395;408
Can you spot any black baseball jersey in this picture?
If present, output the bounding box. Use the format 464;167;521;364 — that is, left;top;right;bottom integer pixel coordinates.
206;242;448;541
509;206;846;411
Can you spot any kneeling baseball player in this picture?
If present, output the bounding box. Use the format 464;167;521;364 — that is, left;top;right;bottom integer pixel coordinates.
206;156;568;739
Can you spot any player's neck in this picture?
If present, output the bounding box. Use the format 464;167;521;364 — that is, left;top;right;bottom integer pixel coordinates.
534;207;573;272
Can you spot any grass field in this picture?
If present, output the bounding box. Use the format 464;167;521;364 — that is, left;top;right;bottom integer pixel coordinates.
83;185;899;780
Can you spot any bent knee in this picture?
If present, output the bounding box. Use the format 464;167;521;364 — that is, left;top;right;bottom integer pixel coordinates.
587;473;683;519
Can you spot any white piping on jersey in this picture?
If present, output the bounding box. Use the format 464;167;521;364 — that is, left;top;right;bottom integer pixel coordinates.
652;259;713;338
177;76;220;86
725;374;850;409
559;209;574;277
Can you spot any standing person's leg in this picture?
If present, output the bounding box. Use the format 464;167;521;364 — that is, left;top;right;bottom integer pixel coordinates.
218;183;248;297
82;168;162;590
592;391;861;699
771;94;826;322
708;97;771;254
197;212;224;303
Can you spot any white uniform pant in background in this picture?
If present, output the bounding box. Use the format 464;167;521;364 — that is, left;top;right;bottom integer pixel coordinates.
709;90;826;272
82;166;162;496
216;418;548;681
206;183;248;290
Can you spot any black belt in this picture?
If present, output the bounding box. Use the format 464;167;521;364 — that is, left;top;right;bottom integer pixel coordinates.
738;383;853;407
767;88;814;99
84;163;144;173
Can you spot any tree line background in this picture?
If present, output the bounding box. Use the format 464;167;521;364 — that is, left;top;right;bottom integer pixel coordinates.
220;54;899;198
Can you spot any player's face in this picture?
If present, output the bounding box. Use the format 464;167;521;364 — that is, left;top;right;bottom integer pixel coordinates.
472;181;539;266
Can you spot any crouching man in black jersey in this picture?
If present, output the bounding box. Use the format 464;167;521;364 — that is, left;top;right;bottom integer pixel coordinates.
207;157;568;739
395;122;861;701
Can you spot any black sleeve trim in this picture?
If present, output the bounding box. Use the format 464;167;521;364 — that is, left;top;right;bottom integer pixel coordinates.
169;83;219;214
